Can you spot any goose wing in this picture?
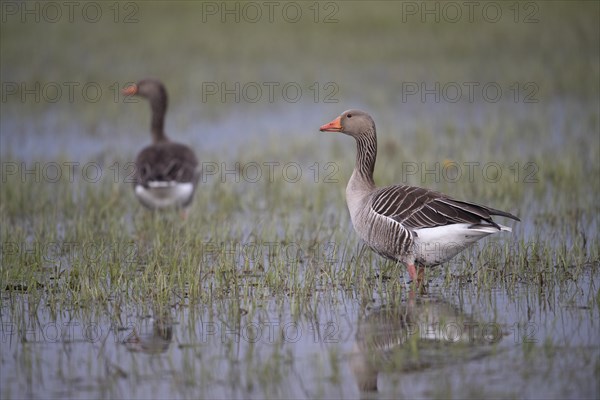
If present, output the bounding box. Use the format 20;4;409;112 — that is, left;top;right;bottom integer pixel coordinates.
370;185;519;230
135;142;198;187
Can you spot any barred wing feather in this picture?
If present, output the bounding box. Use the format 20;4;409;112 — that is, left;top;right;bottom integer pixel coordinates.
370;185;519;230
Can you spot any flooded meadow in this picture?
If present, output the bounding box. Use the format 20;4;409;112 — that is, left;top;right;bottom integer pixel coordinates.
1;2;599;399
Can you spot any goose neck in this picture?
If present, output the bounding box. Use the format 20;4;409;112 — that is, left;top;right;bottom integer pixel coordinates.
352;131;377;190
149;95;168;143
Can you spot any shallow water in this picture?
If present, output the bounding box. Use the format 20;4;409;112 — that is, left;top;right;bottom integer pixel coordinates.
2;271;598;399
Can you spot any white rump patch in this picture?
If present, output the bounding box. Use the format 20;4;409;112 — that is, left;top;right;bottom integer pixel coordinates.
135;181;194;209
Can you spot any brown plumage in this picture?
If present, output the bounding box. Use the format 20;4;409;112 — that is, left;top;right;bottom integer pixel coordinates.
122;79;199;212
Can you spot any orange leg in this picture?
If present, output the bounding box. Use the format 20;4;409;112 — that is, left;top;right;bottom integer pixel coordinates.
179;208;189;220
407;264;427;294
407;264;418;302
407;263;418;282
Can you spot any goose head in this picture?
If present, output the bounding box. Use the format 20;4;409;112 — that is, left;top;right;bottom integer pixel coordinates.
320;109;376;138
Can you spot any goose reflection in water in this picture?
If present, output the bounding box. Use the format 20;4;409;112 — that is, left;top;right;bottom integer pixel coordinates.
123;310;173;354
350;295;503;392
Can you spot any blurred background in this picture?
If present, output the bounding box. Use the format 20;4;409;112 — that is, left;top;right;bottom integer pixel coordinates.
1;1;598;163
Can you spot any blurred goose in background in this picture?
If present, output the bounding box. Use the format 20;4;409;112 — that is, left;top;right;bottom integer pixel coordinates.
122;79;199;217
320;110;519;287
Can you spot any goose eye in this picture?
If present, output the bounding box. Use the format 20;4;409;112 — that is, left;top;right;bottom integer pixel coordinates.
347;114;352;118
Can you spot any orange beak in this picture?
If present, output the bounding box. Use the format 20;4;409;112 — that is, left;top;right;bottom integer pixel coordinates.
122;84;138;96
319;116;342;132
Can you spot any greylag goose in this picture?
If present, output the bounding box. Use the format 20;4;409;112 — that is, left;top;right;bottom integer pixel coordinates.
320;110;519;286
122;79;199;215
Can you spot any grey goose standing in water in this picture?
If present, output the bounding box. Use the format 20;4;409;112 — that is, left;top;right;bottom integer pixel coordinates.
122;79;199;217
320;110;519;287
